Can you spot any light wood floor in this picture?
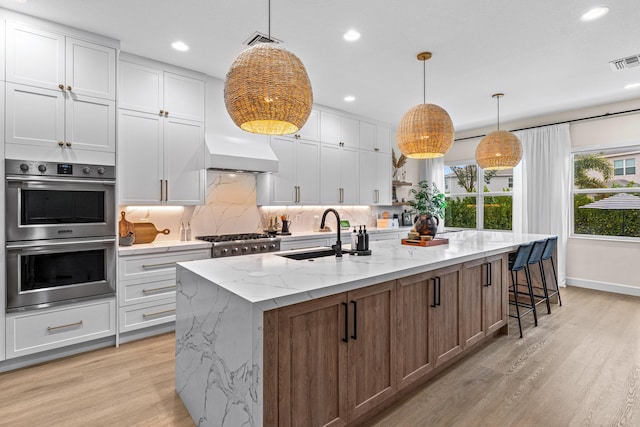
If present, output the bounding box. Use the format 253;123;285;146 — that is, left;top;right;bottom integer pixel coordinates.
1;286;639;427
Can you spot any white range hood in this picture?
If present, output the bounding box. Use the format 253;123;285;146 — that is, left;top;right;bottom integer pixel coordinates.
206;134;279;173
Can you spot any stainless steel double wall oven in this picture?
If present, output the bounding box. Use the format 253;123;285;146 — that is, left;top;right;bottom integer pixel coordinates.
5;159;117;311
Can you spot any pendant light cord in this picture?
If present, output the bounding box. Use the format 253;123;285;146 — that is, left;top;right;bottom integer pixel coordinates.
422;58;426;104
496;95;500;130
268;0;271;40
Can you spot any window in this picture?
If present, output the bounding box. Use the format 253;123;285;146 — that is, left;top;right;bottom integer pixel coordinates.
444;163;513;231
613;158;636;176
573;147;640;239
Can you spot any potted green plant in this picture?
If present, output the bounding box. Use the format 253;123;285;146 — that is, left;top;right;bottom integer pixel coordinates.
408;180;447;237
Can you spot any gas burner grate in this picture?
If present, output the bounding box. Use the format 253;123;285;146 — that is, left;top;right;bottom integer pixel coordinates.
196;233;272;243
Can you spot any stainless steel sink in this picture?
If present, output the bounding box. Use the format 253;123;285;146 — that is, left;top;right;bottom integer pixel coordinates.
277;248;337;260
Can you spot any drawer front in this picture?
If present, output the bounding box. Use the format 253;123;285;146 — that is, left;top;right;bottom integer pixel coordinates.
119;276;176;307
370;232;400;241
280;238;330;251
119;299;176;333
118;249;210;282
6;299;116;358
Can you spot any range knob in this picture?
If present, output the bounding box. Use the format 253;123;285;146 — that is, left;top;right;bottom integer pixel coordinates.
222;248;229;255
232;248;239;254
242;246;249;253
38;164;47;173
97;167;106;175
251;245;259;252
261;245;267;250
82;167;91;174
19;163;29;172
269;244;276;250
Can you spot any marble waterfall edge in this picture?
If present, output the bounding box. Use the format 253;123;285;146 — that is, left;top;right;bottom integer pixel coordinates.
175;266;263;427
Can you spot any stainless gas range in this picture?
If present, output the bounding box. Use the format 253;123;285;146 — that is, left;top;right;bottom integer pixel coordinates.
196;233;281;258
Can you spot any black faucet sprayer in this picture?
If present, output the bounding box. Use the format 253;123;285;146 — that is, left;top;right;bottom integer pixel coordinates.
320;208;342;257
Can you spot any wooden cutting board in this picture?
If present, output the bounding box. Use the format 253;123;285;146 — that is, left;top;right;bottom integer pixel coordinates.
132;222;170;244
119;211;135;238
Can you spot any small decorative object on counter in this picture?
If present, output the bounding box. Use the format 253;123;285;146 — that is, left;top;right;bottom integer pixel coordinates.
119;231;135;246
132;222;170;244
351;227;357;250
280;215;292;235
186;222;191;241
180;222;186;241
408;180;446;238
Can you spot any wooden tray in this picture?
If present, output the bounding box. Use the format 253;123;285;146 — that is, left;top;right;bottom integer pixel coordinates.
401;237;449;247
132;222;170;244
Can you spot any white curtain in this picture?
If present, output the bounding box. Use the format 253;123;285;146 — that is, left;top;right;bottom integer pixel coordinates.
419;158;445;231
513;124;571;285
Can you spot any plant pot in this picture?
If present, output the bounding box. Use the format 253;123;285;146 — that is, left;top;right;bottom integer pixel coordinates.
414;214;439;237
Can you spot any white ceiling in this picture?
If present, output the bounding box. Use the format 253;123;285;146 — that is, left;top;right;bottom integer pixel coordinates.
2;0;639;132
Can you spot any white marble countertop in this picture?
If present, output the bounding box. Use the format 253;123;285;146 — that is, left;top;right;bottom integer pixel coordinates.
276;226;413;241
118;240;211;256
178;230;551;311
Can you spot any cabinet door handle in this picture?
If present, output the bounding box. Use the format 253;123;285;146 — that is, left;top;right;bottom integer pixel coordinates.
143;308;176;318
430;277;437;308
164;111;169;117
58;141;64;147
58;84;65;90
160;109;164;115
374;148;379;152
142;285;177;294
437;276;441;306
350;300;357;340
65;142;72;147
483;262;491;287
164;180;169;201
488;262;492;286
342;302;349;343
67;85;72;91
47;320;83;332
160;179;164;201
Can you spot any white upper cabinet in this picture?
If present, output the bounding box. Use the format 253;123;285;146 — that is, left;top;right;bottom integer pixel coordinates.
284;109;320;141
6;22;116;100
320;111;359;148
118;55;206;205
320;145;359;205
359;121;376;151
258;136;320;205
359;150;392;205
119;59;205;123
376;125;392;154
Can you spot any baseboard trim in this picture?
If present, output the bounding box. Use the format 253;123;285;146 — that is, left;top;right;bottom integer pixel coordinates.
567;277;640;297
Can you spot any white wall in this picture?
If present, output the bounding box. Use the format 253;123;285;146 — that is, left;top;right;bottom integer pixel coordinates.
446;97;640;295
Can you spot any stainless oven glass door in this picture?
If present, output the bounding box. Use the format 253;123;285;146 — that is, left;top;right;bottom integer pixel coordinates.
6;176;116;241
6;237;116;310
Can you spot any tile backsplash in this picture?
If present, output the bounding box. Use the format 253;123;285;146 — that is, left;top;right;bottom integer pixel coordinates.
120;171;408;243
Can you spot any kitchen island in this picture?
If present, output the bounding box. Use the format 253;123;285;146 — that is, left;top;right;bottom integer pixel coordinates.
175;230;552;427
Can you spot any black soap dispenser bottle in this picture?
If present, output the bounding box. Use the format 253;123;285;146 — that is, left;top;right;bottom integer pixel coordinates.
363;225;369;251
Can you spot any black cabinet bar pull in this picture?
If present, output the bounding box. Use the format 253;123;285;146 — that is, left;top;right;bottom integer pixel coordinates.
350;300;357;340
430;277;437;308
436;276;442;306
484;262;490;287
342;302;349;343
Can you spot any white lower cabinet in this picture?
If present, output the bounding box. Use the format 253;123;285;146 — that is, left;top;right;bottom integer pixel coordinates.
117;248;210;334
5;298;116;359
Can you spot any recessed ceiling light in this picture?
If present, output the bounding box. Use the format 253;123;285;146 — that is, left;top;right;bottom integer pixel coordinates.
343;30;361;42
580;6;609;22
171;41;189;52
625;82;640;90
344;95;356;102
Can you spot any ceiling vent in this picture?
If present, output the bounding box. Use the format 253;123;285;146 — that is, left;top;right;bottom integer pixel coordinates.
609;54;640;71
244;31;282;46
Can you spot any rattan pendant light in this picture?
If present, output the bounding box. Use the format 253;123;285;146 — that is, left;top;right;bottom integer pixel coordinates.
397;52;454;159
475;93;522;170
224;0;313;135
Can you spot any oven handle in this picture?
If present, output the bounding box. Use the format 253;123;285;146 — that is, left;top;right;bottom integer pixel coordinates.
6;238;116;250
6;175;116;185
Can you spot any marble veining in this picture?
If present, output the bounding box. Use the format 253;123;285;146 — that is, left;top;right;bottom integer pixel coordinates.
176;269;262;427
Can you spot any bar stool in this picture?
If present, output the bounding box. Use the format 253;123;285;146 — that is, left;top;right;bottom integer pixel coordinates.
509;242;537;338
540;236;562;307
527;239;552;315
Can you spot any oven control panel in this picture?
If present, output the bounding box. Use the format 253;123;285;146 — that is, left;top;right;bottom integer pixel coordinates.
6;159;115;179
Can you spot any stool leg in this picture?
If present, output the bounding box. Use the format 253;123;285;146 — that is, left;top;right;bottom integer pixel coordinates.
511;269;523;338
524;266;538;327
549;256;562;306
538;260;552;314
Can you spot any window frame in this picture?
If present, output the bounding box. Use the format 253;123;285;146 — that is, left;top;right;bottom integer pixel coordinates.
571;143;640;242
444;159;514;231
